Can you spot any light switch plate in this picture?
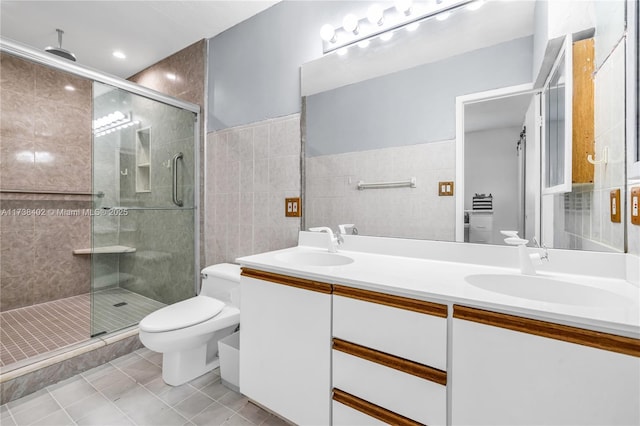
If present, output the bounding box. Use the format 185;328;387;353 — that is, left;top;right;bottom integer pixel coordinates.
610;189;621;223
438;181;454;196
285;197;301;217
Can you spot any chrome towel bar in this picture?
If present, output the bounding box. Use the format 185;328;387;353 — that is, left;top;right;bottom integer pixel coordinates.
357;177;416;190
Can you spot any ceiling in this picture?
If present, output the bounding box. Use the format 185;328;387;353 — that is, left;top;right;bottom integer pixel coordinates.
465;93;534;133
0;1;278;78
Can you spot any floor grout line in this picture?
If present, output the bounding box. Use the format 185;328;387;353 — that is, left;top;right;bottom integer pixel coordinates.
108;356;191;425
45;386;79;426
79;362;144;426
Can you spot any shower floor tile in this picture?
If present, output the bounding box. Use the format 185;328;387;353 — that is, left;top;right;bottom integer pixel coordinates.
0;294;90;367
91;288;166;337
0;289;165;368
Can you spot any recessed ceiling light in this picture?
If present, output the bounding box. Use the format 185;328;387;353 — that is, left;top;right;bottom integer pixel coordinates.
112;50;126;59
64;85;75;91
166;73;177;81
380;32;394;41
436;11;451;21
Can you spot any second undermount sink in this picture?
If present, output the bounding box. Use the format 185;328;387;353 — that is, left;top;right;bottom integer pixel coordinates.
275;251;354;267
465;274;635;307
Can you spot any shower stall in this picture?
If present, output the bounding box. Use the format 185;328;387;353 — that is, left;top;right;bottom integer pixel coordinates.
0;38;199;371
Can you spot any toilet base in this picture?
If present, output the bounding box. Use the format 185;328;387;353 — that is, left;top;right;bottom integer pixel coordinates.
162;344;221;386
159;324;238;386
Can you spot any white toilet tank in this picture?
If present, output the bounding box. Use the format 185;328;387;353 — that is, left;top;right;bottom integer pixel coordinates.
199;263;241;307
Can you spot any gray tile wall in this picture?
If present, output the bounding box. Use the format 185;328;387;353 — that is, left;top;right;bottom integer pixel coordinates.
205;114;301;265
305;140;456;241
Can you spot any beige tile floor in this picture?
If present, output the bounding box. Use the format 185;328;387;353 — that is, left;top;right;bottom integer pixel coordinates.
1;348;288;426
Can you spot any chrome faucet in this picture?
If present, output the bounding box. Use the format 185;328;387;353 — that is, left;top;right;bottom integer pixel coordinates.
309;227;339;253
502;231;549;275
532;237;549;262
337;224;357;245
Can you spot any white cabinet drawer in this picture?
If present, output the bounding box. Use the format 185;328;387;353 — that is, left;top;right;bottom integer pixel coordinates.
333;287;448;369
333;349;447;426
332;400;388;426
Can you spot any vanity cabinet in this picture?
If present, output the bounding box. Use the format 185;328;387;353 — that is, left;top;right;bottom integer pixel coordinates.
239;269;332;425
332;286;448;426
451;305;640;426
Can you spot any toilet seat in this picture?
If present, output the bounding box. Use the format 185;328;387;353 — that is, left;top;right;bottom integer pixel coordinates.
139;296;225;333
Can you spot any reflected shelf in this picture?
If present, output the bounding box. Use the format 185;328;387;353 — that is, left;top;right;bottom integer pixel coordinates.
73;245;136;255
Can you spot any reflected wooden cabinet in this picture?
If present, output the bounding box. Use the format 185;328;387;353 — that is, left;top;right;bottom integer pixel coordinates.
572;38;595;184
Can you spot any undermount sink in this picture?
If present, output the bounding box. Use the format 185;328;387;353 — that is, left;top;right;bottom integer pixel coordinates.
465;274;634;307
275;251;354;267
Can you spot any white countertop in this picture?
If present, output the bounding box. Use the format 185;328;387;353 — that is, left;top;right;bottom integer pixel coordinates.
237;237;640;339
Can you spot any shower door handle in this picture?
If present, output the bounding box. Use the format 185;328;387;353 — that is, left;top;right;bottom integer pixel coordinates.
172;152;184;207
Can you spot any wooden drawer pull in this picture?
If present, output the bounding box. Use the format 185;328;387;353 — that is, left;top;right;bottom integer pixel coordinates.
241;268;332;294
333;388;424;426
333;338;447;385
334;285;447;317
453;305;640;357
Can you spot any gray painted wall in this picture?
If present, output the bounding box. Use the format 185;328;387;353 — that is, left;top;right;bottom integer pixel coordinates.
208;1;368;131
305;35;533;157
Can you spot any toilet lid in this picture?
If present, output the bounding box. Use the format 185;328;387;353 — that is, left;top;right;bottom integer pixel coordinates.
139;296;225;333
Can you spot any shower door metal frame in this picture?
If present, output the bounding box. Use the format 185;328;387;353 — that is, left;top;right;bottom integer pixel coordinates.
0;36;201;296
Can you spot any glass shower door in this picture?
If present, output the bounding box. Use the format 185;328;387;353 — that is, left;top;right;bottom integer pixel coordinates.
90;82;197;337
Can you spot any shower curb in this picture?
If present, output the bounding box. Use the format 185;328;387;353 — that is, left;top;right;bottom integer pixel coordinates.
0;328;143;405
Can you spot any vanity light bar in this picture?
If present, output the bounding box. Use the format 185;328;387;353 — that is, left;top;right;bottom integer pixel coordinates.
93;111;139;137
320;0;478;54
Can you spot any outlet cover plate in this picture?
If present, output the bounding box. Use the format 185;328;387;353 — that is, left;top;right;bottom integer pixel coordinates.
439;181;454;196
285;197;301;217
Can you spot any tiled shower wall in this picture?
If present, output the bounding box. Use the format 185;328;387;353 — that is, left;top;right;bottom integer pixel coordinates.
0;53;92;311
205;114;301;265
556;40;626;251
128;39;206;270
305;140;456;241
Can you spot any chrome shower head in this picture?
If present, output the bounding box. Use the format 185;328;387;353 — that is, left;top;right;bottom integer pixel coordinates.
45;29;77;62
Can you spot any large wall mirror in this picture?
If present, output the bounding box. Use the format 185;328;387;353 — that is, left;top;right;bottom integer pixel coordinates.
301;0;630;253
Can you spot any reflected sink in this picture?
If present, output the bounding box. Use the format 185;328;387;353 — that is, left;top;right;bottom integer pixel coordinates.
465;274;634;307
275;252;354;267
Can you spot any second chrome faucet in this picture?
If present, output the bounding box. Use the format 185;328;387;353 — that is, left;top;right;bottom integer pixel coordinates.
309;224;357;253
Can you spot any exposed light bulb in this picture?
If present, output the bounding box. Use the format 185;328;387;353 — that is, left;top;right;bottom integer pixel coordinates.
436;11;451;21
112;50;126;59
166;73;177;81
467;0;485;11
406;22;420;32
343;14;359;34
395;0;413;16
64;85;75;91
337;47;348;56
358;40;370;48
320;24;336;42
380;32;394;42
367;4;384;26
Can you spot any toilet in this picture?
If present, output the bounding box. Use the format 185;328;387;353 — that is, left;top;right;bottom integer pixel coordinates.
139;263;241;386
